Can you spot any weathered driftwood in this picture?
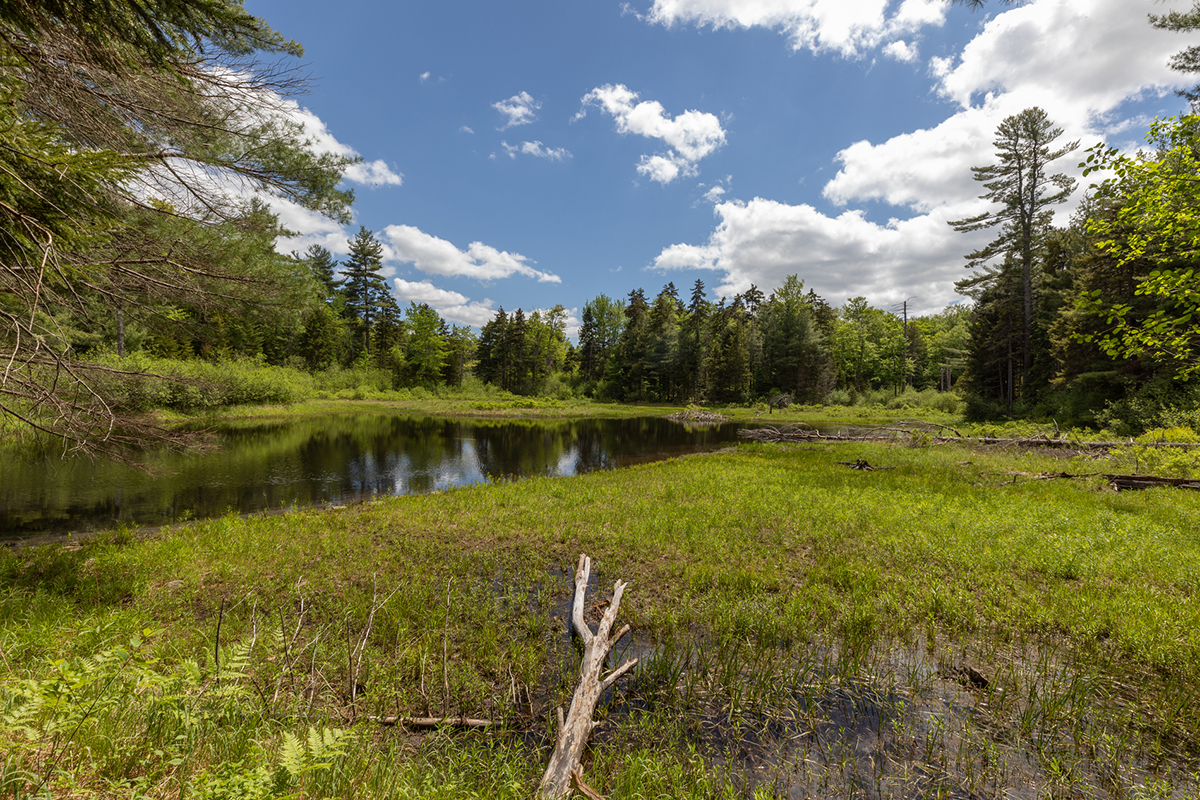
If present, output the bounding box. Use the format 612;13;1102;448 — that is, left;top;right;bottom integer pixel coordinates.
538;554;638;800
667;407;730;424
571;769;608;800
367;715;494;728
1007;471;1200;491
834;459;896;471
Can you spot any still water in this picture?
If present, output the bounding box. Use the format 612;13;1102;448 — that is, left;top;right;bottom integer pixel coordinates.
0;414;743;541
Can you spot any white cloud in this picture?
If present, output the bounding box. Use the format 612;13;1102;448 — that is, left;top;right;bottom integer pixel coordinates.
653;197;982;314
419;71;431;82
882;40;918;63
381;224;562;283
579;84;726;183
342;160;405;186
501;140;572;161
703;184;726;203
281;103;403;187
638;153;687;183
493;91;541;129
459;125;475;134
393;279;497;327
642;0;947;58
269;198;352;256
655;0;1194;313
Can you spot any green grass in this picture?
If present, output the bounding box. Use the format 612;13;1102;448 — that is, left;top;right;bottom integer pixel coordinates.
2;440;1198;797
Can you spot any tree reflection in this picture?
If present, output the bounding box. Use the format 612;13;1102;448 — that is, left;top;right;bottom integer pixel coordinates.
0;415;744;538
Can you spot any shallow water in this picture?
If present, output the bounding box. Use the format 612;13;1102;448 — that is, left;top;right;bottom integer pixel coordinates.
0;414;743;541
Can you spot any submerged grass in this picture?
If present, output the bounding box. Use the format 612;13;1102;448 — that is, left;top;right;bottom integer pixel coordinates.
1;440;1198;797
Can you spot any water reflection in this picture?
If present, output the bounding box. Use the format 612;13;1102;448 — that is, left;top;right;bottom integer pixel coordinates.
0;415;742;540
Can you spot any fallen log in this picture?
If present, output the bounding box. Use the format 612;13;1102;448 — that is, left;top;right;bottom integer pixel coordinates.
1006;470;1200;490
667;407;731;423
366;715;495;728
538;554;638;800
834;459;896;471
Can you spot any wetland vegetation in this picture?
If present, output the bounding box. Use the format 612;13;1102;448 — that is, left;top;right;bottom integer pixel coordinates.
3;430;1198;798
4;0;1200;796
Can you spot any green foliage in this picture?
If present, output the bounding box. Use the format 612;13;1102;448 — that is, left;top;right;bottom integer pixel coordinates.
0;0;354;456
1079;117;1200;379
101;353;313;411
0;629;354;799
6;437;1200;795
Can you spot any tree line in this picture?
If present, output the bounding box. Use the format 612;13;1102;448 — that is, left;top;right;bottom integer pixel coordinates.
8;0;1200;454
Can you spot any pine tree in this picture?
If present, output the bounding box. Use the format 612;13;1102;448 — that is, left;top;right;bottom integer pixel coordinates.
476;308;508;388
304;244;343;305
950;107;1077;394
341;227;395;357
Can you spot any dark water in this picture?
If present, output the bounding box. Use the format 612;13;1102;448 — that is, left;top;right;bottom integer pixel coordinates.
0;414;743;541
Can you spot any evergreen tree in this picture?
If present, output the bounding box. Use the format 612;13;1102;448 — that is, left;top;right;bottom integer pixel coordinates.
505;309;530;393
645;284;683;401
679;279;712;401
707;297;757;403
476;308;509;388
300;305;341;370
304;244;344;305
341;227;395;357
0;0;354;453
950;107;1077;395
963;257;1025;414
610;289;650;400
759;276;830;403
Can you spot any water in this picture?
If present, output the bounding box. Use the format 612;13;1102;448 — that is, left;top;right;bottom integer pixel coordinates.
0;414;743;541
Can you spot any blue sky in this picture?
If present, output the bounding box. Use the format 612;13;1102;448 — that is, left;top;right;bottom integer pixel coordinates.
244;0;1195;331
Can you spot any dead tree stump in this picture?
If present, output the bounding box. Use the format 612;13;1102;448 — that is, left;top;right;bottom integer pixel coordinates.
537;554;638;800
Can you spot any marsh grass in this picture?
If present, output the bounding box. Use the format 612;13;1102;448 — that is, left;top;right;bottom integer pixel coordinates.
2;440;1198;797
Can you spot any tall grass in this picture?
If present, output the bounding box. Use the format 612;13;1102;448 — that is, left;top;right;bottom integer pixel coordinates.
2;440;1198;797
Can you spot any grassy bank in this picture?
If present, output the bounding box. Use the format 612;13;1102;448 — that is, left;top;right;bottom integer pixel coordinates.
2;440;1198;797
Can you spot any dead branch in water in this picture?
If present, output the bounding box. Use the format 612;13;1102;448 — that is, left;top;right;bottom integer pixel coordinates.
667;407;731;424
538;554;637;800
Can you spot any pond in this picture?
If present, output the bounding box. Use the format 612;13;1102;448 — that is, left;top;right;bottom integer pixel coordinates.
0;414;744;542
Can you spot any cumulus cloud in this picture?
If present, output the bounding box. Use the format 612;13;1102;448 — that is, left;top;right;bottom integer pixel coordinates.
284;102;403;187
419;71;431;82
654;198;985;314
459;125;475;134
393;279;497;327
882;40;918;63
381;224;561;283
651;0;1194;312
827;0;1186;215
578;84;726;183
642;0;947;58
501;140;572;161
493;91;541;129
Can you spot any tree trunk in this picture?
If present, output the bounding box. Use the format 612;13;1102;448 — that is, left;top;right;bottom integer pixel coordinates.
116;301;125;359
